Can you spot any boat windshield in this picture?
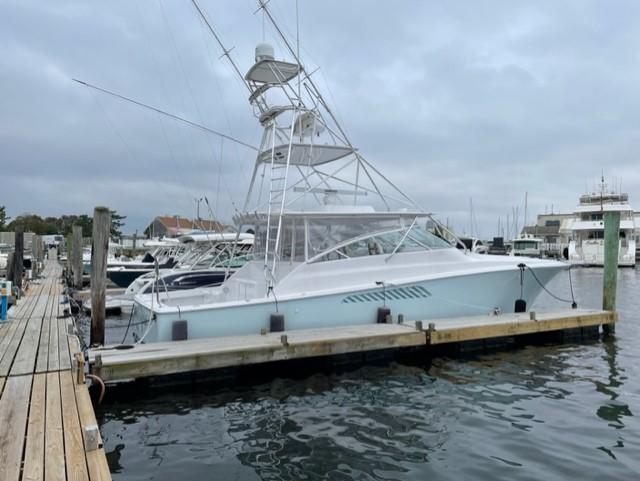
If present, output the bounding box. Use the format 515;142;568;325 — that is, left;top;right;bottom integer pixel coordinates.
192;243;253;269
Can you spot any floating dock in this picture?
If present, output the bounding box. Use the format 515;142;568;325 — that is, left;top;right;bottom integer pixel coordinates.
89;309;615;384
0;261;111;481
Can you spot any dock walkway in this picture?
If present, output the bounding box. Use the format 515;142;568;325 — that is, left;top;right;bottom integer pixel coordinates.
90;308;615;383
0;260;111;481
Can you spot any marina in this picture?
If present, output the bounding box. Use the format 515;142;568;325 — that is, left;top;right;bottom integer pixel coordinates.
2;1;640;479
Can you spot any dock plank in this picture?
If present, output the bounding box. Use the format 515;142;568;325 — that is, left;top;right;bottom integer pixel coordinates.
0;375;32;481
23;373;46;481
58;317;72;370
35;290;54;373
45;371;66;481
60;372;90;481
10;287;50;376
0;316;29;376
426;309;616;344
91;323;426;381
76;380;112;481
48;302;60;372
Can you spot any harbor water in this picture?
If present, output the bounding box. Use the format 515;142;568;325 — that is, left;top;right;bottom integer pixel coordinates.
96;268;640;480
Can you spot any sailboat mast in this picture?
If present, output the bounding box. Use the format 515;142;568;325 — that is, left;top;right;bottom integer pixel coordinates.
524;191;528;231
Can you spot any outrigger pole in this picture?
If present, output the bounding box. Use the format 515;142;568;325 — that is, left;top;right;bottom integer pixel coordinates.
72;78;258;151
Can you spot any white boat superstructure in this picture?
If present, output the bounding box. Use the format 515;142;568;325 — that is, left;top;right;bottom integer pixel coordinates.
85;233;254;314
567;178;636;267
131;2;567;343
510;235;543;258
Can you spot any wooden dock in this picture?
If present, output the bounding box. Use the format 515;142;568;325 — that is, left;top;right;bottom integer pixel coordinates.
0;261;111;481
88;308;615;383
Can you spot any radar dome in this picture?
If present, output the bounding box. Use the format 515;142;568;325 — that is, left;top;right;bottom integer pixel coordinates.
255;43;275;62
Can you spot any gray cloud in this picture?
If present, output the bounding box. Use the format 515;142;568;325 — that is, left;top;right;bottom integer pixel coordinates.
1;0;639;237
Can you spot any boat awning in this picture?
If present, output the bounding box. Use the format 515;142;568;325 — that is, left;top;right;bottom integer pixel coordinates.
258;143;354;166
178;233;254;244
245;59;300;84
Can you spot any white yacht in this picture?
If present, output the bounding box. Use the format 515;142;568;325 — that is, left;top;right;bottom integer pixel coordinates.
131;5;566;343
567;178;636;267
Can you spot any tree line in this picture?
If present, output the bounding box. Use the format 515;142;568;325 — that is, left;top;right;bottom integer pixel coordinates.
0;206;126;238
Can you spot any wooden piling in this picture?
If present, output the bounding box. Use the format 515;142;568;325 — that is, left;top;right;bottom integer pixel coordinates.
90;207;111;346
602;211;620;334
6;252;14;282
12;227;24;295
31;235;39;277
72;225;83;288
36;235;44;273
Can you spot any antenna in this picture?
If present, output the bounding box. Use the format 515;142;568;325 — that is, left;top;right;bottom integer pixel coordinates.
72;78;257;151
190;0;251;94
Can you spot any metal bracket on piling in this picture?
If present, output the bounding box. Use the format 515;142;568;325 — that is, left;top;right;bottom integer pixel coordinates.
529;311;537;321
415;321;423;331
83;425;102;451
280;334;289;346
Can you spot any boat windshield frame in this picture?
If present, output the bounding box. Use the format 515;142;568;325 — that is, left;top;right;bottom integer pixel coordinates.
251;212;452;265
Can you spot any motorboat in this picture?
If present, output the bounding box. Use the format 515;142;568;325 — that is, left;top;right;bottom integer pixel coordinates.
131;5;567;343
458;237;489;254
105;239;187;287
566;177;636;267
84;233;253;314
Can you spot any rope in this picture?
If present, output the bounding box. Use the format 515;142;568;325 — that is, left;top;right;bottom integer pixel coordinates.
120;303;136;344
525;265;577;306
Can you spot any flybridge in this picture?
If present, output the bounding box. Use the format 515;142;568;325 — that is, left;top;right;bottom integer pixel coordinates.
188;0;427;283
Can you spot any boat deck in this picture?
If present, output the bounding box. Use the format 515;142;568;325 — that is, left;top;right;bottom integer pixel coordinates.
89;308;615;383
0;261;111;481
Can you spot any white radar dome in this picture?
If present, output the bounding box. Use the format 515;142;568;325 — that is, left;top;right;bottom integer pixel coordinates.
255;43;275;62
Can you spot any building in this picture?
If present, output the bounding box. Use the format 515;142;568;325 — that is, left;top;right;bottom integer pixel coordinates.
144;216;226;238
522;213;575;244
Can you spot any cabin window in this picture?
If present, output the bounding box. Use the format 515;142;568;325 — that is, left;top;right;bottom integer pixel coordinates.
514;241;539;250
279;218;306;262
309;219;450;263
306;217;403;259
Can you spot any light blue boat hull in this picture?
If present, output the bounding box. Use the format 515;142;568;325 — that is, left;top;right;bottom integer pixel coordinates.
133;266;562;343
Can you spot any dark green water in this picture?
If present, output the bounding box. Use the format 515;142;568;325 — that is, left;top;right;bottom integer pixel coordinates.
98;268;640;480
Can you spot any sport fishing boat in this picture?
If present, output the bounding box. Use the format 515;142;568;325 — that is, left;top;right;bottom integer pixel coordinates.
106;239;187;287
84;233;253;314
131;2;567;343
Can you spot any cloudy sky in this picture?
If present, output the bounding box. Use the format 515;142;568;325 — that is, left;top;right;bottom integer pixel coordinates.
2;0;640;238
